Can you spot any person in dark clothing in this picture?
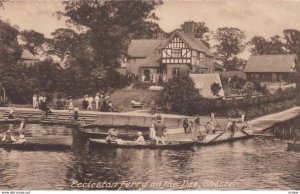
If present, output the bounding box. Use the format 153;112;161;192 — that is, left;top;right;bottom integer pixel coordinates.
154;120;166;145
74;106;79;120
183;118;189;133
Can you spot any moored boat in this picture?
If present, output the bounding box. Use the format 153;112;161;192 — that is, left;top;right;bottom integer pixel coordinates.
0;118;20;124
0;141;71;151
88;138;195;150
287;142;300;152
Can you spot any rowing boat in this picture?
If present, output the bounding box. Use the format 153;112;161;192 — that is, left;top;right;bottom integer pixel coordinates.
88;138;195;150
287;142;300;152
0;141;71;151
0;118;20;124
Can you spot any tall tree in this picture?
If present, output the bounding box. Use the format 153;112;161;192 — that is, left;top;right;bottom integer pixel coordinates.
20;30;47;55
283;29;300;59
0;20;22;63
214;27;246;70
249;35;286;55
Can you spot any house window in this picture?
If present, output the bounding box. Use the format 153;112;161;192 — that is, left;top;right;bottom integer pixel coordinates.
197;52;200;60
200;52;204;62
171;49;181;58
172;68;181;77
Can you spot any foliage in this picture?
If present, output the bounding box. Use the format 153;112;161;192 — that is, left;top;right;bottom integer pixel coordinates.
210;82;222;97
249;35;286;55
160;76;201;114
20;30;47;55
214;27;246;70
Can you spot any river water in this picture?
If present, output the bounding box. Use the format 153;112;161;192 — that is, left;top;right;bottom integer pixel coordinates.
0;124;299;190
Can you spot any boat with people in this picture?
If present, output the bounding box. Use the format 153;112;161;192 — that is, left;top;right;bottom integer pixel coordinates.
88;138;195;150
287;142;300;152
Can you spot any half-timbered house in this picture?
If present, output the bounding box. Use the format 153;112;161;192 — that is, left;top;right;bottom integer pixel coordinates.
160;30;214;79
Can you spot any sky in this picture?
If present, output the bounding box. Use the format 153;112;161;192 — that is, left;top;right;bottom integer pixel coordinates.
1;0;300;58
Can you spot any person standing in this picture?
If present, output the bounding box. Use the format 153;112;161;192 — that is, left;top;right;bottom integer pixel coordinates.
38;95;43;109
149;122;156;140
74;106;79;120
95;93;100;110
87;95;94;110
8;107;14;119
183;118;189;133
194;116;201;134
68;99;74;111
32;94;38;109
154;120;166;145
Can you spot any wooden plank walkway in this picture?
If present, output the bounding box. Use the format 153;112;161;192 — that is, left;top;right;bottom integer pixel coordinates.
248;107;300;133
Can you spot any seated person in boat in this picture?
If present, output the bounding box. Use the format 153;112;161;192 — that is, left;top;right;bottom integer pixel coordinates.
205;121;215;134
135;131;145;145
106;128;122;144
154;120;166;145
1;130;17;142
14;134;26;144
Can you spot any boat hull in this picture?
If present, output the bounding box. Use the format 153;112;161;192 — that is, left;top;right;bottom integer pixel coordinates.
0;141;71;151
89;138;195;150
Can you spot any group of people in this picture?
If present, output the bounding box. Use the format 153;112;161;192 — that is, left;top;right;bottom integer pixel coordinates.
105;128;146;145
32;94;48;110
105;114;167;145
82;92;112;112
140;73;168;84
182;116;201;135
1;118;27;144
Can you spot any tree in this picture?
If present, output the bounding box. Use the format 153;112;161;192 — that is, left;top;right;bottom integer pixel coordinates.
160;76;201;114
55;0;163;68
0;20;22;63
283;29;300;59
20;30;47;55
210;83;222;98
249;35;286;55
214;27;246;70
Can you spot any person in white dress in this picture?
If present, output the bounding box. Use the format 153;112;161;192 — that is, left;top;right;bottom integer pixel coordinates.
87;95;94;110
149;122;156;140
32;94;38;108
95;94;100;110
135;131;145;145
68;99;74;111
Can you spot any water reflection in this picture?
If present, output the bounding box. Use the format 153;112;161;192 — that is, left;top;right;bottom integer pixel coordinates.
0;124;299;190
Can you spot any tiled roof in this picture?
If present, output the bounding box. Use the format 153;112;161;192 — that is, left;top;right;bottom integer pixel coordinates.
128;39;166;57
244;54;297;73
189;73;224;99
139;53;161;68
160;30;214;56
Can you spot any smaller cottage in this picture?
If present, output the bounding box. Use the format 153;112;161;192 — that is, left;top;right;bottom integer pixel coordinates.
244;54;297;83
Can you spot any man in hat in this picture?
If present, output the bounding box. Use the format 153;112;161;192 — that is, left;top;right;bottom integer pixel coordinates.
135;131;145;145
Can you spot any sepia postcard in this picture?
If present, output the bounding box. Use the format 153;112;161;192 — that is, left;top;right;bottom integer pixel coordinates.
0;0;299;193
